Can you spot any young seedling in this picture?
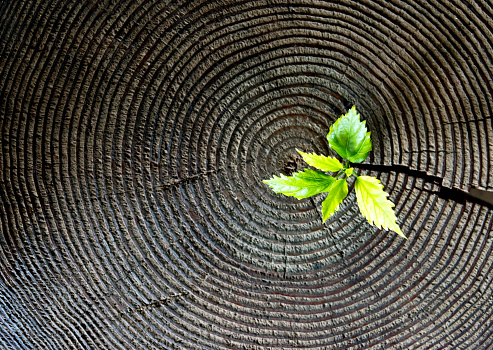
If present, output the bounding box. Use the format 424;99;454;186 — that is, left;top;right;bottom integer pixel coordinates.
264;106;406;239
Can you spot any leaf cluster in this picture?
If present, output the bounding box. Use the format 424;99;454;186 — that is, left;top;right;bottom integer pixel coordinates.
264;106;406;238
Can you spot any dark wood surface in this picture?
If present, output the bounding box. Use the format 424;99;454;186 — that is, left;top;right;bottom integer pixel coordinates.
1;0;493;349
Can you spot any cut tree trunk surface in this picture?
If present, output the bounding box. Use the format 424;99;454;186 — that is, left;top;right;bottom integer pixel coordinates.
1;1;493;349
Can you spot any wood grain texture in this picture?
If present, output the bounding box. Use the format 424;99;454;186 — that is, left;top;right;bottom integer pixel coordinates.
1;0;493;349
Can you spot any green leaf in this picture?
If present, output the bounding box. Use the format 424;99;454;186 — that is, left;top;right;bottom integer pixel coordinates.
297;149;343;172
322;179;348;221
345;168;354;177
354;175;406;238
327;106;372;163
263;169;335;199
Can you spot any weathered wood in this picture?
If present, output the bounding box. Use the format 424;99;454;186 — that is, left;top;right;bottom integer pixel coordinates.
1;0;493;349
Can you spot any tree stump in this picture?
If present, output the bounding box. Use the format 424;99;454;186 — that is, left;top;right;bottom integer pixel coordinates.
1;0;493;349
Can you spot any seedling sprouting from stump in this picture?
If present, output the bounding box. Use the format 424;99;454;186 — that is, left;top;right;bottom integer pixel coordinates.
264;106;406;239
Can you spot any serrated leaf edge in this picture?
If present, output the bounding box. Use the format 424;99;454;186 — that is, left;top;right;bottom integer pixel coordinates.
263;169;335;200
322;179;348;221
355;175;407;239
296;149;343;172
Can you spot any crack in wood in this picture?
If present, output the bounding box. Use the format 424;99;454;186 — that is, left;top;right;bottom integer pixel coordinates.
353;163;493;209
402;150;456;154
154;168;224;189
310;197;347;262
443;116;493;125
121;291;190;316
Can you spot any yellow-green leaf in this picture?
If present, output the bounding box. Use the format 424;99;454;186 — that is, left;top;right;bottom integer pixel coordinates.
297;149;343;172
327;106;372;163
322;179;348;221
263;169;335;199
354;175;406;238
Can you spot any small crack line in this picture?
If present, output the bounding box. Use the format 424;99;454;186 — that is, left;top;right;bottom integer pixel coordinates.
310;197;324;223
443;116;493;125
402;150;456;154
310;197;348;261
154;167;224;189
283;239;287;279
120;292;190;316
35;168;224;200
